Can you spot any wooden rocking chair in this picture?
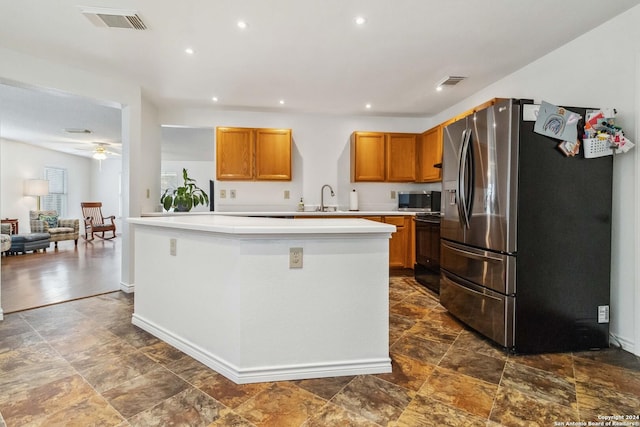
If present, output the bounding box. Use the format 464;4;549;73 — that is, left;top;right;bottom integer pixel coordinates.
81;202;117;241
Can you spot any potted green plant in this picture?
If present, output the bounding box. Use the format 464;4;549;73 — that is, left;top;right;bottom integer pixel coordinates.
160;168;209;212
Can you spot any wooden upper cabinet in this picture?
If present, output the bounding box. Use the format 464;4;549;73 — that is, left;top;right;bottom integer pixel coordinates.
255;129;291;180
351;131;418;182
416;126;443;182
216;127;292;181
386;133;416;182
351;132;386;182
441;97;508;127
216;127;254;180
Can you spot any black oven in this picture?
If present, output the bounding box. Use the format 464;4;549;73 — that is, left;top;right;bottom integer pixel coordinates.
414;213;441;293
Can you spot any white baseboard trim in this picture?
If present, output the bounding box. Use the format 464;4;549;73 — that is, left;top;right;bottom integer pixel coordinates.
132;314;391;384
610;333;636;354
119;281;135;293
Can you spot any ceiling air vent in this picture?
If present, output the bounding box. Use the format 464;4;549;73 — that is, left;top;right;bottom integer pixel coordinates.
437;76;467;87
64;128;92;134
79;6;147;30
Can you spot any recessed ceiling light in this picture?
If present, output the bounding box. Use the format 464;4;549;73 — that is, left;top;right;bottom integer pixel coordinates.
279;99;285;105
185;47;194;55
212;96;219;102
436;86;443;92
365;103;372;109
237;20;248;29
354;16;366;25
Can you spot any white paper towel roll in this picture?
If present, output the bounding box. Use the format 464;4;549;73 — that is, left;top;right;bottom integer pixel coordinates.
349;189;359;211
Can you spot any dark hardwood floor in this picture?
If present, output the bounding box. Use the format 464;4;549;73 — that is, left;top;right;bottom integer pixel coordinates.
1;237;121;314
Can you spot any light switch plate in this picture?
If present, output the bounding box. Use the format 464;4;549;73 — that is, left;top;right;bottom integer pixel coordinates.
169;238;177;256
230;189;236;199
220;189;226;199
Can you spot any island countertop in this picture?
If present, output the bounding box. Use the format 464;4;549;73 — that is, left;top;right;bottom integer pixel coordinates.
140;210;418;218
129;214;397;235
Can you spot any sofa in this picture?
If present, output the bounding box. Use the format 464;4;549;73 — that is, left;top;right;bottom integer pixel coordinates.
29;210;79;247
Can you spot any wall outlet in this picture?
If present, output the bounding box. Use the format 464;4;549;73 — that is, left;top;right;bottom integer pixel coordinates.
390;190;396;199
230;189;236;199
284;190;290;199
169;238;177;256
598;305;610;323
289;247;303;268
220;189;226;199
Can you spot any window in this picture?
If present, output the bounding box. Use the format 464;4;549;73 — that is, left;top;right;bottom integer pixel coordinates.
161;171;178;195
42;167;67;216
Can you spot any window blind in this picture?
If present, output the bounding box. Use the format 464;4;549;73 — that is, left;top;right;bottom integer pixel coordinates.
42;167;67;216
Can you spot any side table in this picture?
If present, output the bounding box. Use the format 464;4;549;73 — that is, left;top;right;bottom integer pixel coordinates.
1;218;18;234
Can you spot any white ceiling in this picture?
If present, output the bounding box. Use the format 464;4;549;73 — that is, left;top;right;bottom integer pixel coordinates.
1;0;639;158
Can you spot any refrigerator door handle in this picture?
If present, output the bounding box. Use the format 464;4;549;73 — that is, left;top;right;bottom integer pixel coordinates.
458;129;472;228
441;240;504;263
456;130;467;227
464;129;475;225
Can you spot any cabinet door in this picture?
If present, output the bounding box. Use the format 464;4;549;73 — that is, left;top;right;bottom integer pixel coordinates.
386;133;416;182
216;127;254;180
385;216;408;268
351;132;386;181
255;129;292;180
416;126;443;182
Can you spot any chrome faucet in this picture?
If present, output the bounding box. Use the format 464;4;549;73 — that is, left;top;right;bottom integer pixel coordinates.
319;184;335;212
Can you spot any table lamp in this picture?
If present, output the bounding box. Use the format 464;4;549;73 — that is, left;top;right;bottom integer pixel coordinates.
24;179;49;210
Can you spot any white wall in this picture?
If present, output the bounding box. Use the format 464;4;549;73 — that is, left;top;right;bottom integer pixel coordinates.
90;157;122;230
425;6;640;355
159;109;437;212
140;97;161;214
1;138;92;228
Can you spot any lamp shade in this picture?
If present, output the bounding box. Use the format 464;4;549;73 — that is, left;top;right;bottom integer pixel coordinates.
24;179;49;197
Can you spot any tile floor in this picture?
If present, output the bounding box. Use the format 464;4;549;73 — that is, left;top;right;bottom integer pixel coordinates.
0;275;639;426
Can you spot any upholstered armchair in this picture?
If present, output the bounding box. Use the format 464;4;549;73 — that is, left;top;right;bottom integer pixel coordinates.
1;223;11;254
29;210;79;247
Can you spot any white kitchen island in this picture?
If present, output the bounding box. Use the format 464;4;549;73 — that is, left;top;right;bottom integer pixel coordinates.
128;215;395;384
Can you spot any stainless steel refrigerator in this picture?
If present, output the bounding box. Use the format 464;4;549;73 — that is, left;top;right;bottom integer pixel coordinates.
440;98;612;353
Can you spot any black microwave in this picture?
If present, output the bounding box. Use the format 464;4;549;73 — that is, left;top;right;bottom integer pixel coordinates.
398;191;441;212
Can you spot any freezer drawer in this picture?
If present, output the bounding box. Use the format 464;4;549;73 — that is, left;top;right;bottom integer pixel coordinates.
440;271;514;348
440;239;515;295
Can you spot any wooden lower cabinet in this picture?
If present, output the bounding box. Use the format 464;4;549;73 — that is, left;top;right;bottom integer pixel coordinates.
294;215;414;268
358;215;413;268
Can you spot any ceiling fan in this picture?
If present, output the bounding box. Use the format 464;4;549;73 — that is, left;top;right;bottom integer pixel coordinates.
74;142;121;159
